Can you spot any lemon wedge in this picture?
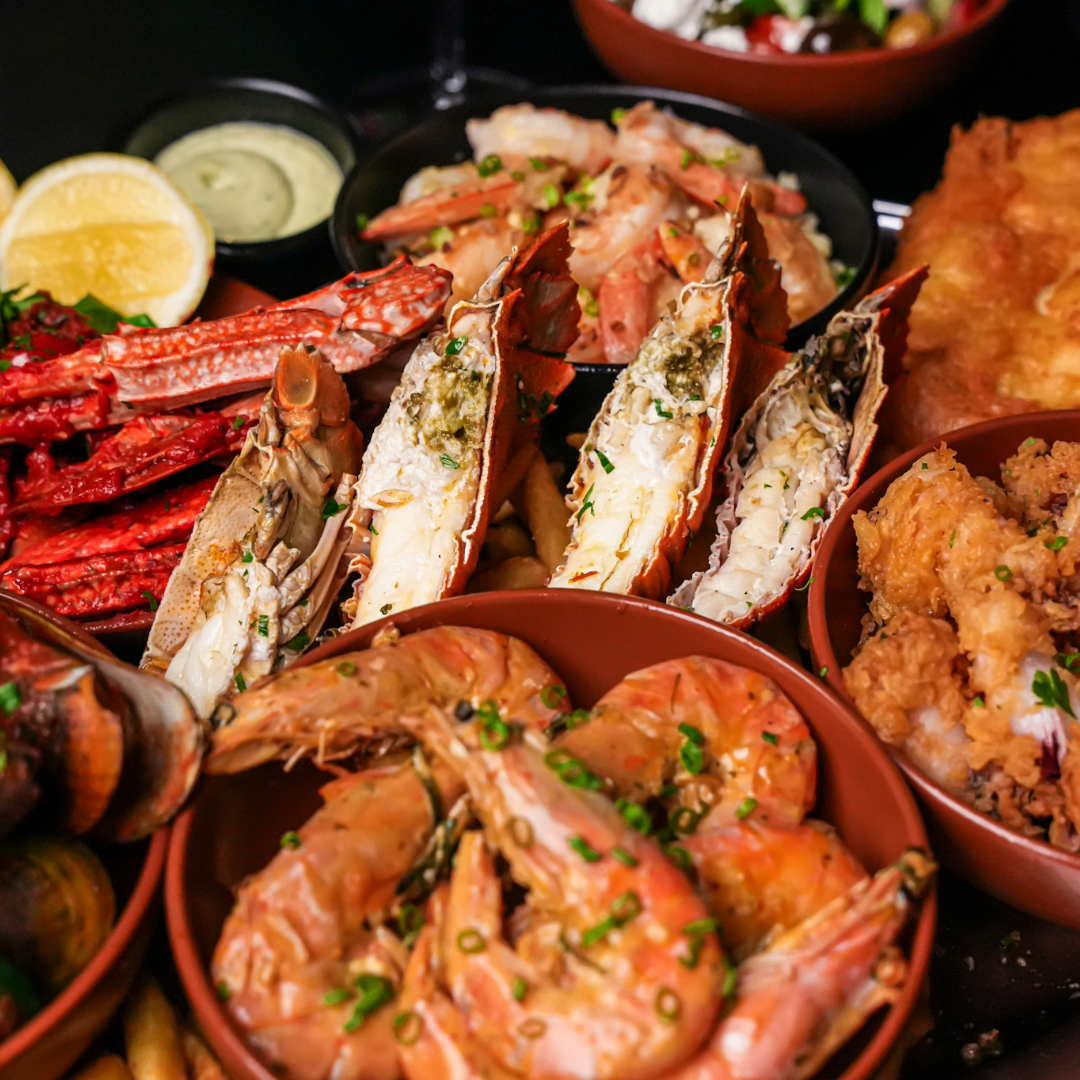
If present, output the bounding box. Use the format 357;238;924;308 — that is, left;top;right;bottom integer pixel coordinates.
0;153;214;327
0;158;15;228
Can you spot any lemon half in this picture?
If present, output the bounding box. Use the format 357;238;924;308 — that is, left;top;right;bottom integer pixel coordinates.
0;158;15;228
0;153;214;327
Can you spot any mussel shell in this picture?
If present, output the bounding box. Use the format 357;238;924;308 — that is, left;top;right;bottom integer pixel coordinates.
0;834;115;997
0;591;205;842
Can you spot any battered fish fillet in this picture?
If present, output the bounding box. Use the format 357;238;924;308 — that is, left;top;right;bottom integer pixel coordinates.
847;443;1080;850
881;112;1080;448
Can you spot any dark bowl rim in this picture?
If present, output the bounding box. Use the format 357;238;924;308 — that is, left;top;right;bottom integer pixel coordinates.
0;827;168;1067
329;81;878;355
573;0;1012;67
110;75;362;259
166;588;935;1080
808;409;1080;873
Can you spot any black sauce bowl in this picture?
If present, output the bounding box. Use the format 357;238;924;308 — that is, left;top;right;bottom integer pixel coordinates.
115;78;361;298
331;84;877;451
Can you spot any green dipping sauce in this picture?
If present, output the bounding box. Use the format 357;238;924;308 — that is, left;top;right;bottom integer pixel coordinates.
155;122;343;244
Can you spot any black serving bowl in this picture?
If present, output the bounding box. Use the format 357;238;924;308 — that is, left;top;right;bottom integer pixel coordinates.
115;78;361;298
331;84;877;442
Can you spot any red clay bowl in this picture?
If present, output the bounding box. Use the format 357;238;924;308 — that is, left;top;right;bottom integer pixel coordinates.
808;410;1080;928
166;589;934;1080
0;591;169;1080
572;0;1011;131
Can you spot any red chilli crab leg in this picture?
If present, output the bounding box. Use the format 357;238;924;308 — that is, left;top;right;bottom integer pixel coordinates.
548;194;790;600
669;267;927;628
0;258;452;445
342;224;578;629
141;346;364;720
402;709;726;1080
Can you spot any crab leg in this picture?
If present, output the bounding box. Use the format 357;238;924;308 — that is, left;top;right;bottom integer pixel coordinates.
0;259;451;445
670;268;927;628
343;224;578;629
549;195;789;599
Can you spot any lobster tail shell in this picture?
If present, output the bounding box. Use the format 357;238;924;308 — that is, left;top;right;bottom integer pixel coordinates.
670;266;928;629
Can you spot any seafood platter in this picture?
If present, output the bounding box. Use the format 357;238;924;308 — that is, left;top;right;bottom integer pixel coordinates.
3;76;1080;1079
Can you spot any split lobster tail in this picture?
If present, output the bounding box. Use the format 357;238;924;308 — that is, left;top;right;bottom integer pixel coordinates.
549;193;791;600
670;265;929;628
343;223;577;629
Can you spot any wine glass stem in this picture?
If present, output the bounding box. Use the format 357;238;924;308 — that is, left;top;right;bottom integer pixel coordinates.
432;0;466;110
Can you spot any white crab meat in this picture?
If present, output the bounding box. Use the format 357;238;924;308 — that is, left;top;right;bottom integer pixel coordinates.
347;301;497;628
550;277;732;594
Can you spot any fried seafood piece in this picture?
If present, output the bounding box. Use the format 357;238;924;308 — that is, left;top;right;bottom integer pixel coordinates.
343;225;576;629
671;269;925;628
549;195;789;599
843;612;972;793
555;655;817;827
848;445;1080;842
1001;437;1080;535
402;713;725;1080
213;760;465;1080
882;111;1080;448
205;625;566;775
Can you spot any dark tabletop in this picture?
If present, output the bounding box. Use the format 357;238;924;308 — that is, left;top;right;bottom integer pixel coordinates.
3;1;1080;1077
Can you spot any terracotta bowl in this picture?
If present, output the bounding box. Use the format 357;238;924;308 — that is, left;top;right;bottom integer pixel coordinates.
0;590;169;1080
808;411;1080;928
572;0;1011;131
166;590;934;1080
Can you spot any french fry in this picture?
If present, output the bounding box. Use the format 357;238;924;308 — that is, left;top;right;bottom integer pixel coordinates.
468;556;549;593
483;518;536;563
181;1021;228;1080
492;440;540;510
69;1056;135;1080
122;975;186;1080
517;454;572;573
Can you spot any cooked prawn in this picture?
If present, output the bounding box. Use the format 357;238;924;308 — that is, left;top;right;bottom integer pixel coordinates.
467;104;617;176
758;214;837;326
664;851;934;1080
680;820;867;961
212;759;465;1080
205;625;568;775
614;103;806;218
556;656;816;827
409;711;725;1080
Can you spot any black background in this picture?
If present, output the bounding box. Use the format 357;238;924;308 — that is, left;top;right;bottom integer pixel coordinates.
2;1;1080;1077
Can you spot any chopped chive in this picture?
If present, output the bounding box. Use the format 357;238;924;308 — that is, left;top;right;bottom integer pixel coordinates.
141;590;159;610
235;673;246;692
801;506;825;520
393;1011;423;1046
593;447;615;474
457;929;486;954
512;978;528;1002
762;731;778;745
280;831;302;850
654;399;674;419
612;846;638;867
569;836;602;863
445;335;468;356
477;153;503;177
735;797;758;820
258;614;269;637
0;682;20;716
541;684;567;708
323;988;350;1005
655;987;680;1021
577;483;596;523
440;453;460;469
